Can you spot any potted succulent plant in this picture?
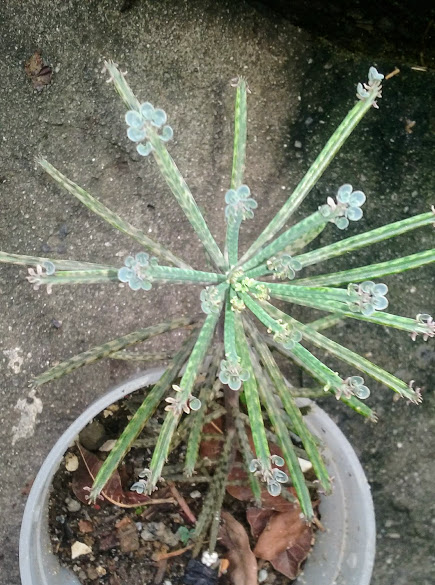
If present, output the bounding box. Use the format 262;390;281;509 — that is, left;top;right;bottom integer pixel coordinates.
4;62;434;585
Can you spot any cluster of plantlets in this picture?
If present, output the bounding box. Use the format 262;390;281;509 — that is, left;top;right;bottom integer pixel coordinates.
2;63;434;561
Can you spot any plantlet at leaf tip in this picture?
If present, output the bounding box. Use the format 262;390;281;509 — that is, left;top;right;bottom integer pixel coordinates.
347;281;389;316
411;313;435;341
319;184;366;230
118;252;158;290
267;254;302;280
338;375;370;400
218;357;250;391
225;184;258;221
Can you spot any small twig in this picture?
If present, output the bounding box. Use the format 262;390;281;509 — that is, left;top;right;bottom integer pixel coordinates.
313;515;325;531
209;420;224;434
385;67;400;80
110;350;175;362
168;481;197;524
154;544;194;561
153;558;168;584
146;497;177;506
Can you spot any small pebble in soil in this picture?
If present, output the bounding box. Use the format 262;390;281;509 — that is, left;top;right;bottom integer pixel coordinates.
64;453;79;472
201;551;218;567
71;541;92;559
79;420;106;450
190;490;201;499
140;522;179;547
259;568;268;582
65;497;81;512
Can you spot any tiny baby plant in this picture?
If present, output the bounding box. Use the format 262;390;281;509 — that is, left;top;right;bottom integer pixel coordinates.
2;63;435;560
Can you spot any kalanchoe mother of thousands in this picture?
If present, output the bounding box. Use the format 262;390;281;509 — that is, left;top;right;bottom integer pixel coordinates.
1;63;433;535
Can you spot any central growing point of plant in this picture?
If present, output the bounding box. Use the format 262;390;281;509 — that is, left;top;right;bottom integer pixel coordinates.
2;63;434;553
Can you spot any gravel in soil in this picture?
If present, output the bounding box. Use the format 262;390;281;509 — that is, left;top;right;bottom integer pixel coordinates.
48;387;318;585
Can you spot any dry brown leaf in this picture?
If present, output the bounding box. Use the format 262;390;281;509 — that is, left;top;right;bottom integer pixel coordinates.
78;519;94;534
219;511;258;585
24;51;43;76
253;506;313;580
199;417;224;461
72;444;152;508
24;51;52;90
115;517;139;553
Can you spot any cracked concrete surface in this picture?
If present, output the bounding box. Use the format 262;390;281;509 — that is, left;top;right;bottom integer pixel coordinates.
0;1;434;584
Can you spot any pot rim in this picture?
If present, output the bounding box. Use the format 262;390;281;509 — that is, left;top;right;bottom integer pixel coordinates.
19;368;375;585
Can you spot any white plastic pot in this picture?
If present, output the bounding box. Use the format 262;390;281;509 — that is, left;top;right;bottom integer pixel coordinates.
20;368;376;585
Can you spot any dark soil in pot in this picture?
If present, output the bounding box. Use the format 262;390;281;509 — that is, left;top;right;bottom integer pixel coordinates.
48;386;319;585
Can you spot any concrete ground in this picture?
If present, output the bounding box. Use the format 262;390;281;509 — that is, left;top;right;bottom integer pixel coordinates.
0;1;434;584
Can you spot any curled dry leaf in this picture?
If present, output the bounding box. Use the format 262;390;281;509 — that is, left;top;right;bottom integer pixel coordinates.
219;511;258;585
250;504;314;580
24;51;53;90
72;444;151;508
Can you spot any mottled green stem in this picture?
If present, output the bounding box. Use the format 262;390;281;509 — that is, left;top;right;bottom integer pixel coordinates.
0;251;112;271
295;211;435;269
230;77;248;189
225;77;248;266
224;290;239;360
248;341;314;519
148;135;226;271
231;404;262;507
30;316;199;388
37;158;189;269
264;301;421;403
307;314;344;331
30;269;119;290
192;430;234;556
295;248;435;287
208;430;235;553
150;265;225;285
184;345;223;476
90;328;199;500
240;211;327;273
245;316;331;501
239;81;382;264
270;290;429;336
148;310;222;492
234;312;272;476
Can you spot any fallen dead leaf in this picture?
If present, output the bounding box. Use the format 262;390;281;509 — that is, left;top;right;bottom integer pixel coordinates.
78;519;94;534
24;51;43;76
219;511;258;585
168;481;196;524
252;506;313;580
115;517;139;553
73;444;152;508
24;51;53;91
